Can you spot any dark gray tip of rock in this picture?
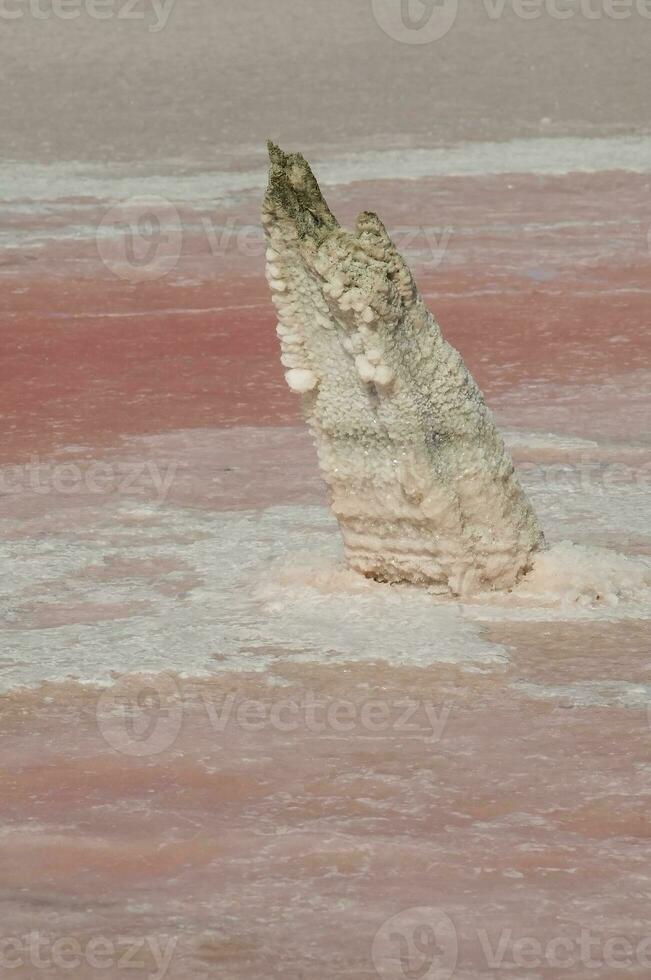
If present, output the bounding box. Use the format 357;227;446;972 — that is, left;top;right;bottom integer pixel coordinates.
264;142;338;242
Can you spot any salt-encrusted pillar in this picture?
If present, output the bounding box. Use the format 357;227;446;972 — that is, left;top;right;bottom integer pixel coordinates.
262;143;544;595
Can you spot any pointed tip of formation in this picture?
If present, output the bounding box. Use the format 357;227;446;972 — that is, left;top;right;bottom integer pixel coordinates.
266;141;309;172
267;140;284;165
263;142;338;236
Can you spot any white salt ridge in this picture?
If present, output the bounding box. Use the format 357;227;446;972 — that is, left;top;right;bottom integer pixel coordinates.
3;135;651;206
513;680;651;710
316;136;651;182
503;430;600;452
461;541;651;623
516;541;651;605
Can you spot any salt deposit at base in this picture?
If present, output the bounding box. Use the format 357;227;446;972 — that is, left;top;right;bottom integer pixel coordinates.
1;419;649;693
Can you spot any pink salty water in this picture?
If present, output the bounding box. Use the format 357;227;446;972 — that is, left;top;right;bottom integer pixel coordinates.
2;146;651;978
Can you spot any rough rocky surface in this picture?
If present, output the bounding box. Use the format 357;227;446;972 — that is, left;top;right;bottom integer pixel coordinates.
263;143;545;594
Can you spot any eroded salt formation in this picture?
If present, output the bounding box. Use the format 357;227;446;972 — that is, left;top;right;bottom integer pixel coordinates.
262;143;545;595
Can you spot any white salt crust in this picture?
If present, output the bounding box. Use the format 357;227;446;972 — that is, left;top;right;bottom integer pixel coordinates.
1;423;649;692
